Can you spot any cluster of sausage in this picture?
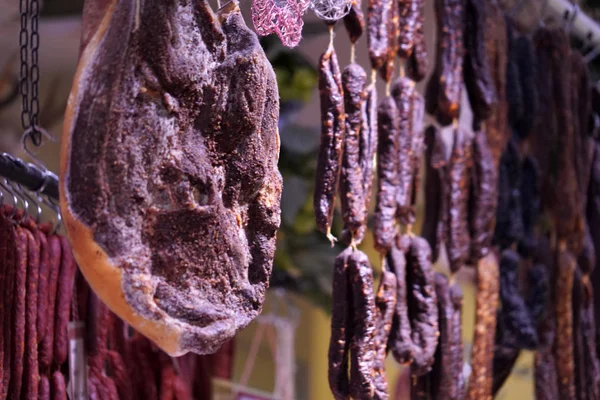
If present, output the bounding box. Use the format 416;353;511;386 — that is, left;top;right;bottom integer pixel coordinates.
0;205;232;400
0;206;75;400
317;0;600;397
487;24;600;400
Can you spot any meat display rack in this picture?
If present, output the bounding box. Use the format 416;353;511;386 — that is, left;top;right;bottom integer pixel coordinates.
0;152;59;201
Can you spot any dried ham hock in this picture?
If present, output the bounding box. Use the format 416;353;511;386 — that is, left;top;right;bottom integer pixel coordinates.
59;0;282;356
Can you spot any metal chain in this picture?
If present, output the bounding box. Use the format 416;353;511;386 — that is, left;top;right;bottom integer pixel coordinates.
30;0;41;146
19;0;29;131
19;0;42;147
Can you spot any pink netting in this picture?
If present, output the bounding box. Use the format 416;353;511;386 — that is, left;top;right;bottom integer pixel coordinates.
251;0;310;47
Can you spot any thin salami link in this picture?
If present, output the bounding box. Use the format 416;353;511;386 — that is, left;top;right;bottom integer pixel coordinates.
428;0;464;125
38;374;50;400
379;0;399;83
0;212;10;399
405;2;428;82
408;91;426;224
343;0;365;44
35;230;49;344
160;363;177;400
107;350;134;400
38;235;62;372
340;63;368;238
315;44;346;241
7;227;28;400
346;84;379;245
468;130;497;263
361;84;378;215
54;236;77;366
405;236;438;375
367;0;393;72
328;248;353;400
498;250;537;349
397;0;420;58
373;268;397;399
554;243;576;399
463;0;496;120
391;77;416;225
446;129;472;273
388;237;413;364
51;371;67;400
349;250;377;400
467;252;499;400
421;126;447;263
432;273;463;400
373;96;400;253
23;228;40;400
103;376;120;400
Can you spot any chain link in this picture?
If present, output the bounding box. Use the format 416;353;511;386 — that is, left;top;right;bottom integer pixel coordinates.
19;0;42;147
19;0;29;131
30;0;41;145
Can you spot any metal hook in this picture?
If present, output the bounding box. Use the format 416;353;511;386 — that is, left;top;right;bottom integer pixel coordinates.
8;181;28;222
16;184;41;224
46;197;62;234
35;170;62;234
584;45;600;63
21;127;55;171
0;179;17;219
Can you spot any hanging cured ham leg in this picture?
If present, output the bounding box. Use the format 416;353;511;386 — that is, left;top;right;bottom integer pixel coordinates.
60;0;282;356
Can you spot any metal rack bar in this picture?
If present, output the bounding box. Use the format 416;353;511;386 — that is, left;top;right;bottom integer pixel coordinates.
0;153;59;200
547;0;600;49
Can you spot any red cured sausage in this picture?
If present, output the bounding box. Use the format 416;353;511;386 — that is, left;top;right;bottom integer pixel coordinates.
7;227;28;400
54;236;77;366
38;235;62;371
51;371;67;400
23;228;40;400
36;230;50;344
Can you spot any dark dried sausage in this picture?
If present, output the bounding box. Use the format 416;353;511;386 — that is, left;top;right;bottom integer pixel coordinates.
373;96;399;253
373;268;397;399
388;236;413;364
405;236;438;376
367;0;393;72
315;43;345;243
421;126;447;263
498;250;537;349
405;6;428;82
349;250;377;399
391;77;417;225
468;130;497;263
446;129;471;273
463;0;496;120
340;63;368;238
425;0;464;125
343;0;365;44
328;248;353;400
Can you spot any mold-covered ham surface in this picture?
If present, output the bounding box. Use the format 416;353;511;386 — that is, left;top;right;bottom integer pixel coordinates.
60;0;282;356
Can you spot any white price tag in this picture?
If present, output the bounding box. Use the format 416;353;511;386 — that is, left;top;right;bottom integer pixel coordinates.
68;321;88;400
